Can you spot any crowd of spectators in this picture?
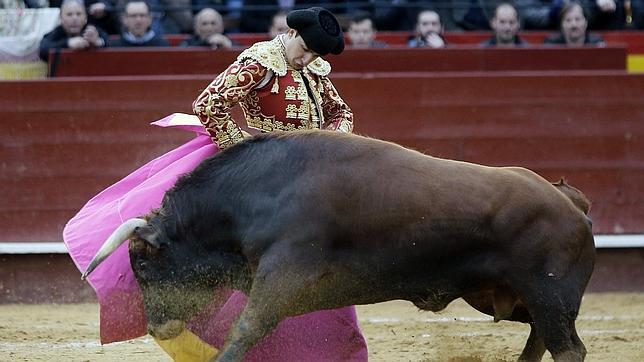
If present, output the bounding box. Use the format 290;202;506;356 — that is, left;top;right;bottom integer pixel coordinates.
15;0;644;34
2;0;642;61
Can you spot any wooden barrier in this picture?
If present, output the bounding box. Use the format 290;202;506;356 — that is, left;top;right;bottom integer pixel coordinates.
49;46;627;77
1;71;643;244
3;248;643;303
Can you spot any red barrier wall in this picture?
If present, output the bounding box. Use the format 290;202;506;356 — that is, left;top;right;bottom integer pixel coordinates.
1;71;643;244
4;248;642;303
49;46;627;77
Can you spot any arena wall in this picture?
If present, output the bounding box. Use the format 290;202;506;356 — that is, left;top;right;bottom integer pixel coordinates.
48;47;627;77
1;71;643;302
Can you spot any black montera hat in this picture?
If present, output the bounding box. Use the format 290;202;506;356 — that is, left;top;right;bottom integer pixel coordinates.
286;7;344;56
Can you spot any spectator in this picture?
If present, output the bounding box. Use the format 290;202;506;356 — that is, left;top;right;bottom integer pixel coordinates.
180;8;234;48
408;9;447;48
347;12;387;48
39;0;108;61
85;0;120;34
481;3;529;47
544;1;605;46
268;10;289;38
110;0;169;46
115;0;192;34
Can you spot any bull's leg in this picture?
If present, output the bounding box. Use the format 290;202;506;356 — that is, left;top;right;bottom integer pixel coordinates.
518;323;546;361
213;251;331;362
569;328;587;360
516;284;586;362
212;301;281;362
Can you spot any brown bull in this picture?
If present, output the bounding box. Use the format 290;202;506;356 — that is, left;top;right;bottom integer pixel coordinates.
83;131;595;361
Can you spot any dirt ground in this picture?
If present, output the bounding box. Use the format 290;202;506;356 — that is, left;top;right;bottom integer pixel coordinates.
1;293;643;362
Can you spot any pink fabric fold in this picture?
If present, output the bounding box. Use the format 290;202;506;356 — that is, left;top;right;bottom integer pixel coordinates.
63;114;368;360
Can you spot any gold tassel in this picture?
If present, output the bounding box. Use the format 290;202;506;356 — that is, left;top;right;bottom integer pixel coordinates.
271;76;279;94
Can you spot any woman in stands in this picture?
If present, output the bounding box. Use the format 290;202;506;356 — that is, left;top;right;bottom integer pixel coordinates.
63;7;368;361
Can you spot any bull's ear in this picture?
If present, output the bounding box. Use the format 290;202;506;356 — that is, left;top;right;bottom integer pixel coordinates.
133;225;163;249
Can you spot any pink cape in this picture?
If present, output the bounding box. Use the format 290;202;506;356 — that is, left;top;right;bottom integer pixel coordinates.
63;114;368;361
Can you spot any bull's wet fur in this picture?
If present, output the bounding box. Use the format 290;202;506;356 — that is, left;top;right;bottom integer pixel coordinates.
110;131;594;361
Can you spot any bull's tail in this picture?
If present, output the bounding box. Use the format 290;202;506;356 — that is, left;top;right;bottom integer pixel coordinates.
552;178;591;215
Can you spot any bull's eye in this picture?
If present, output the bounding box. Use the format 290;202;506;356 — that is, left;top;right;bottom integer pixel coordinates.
138;260;147;269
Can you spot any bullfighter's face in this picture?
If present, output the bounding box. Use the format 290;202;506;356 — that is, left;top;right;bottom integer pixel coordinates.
283;29;320;70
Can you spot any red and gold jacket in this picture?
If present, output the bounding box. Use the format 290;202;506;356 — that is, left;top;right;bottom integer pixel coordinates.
192;36;353;149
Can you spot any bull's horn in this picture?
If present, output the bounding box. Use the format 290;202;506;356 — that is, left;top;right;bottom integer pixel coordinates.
81;218;148;280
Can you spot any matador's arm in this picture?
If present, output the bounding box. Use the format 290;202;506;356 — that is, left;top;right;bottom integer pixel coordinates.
193;59;268;149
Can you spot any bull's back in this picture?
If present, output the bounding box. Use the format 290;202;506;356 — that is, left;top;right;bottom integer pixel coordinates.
177;131;590;257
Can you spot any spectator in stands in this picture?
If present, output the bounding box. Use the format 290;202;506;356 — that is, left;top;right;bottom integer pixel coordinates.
408;9;447;48
481;3;529;47
180;8;234;48
544;1;605;46
110;0;170;46
268;10;289;38
39;0;108;61
347;12;387;48
86;0;120;34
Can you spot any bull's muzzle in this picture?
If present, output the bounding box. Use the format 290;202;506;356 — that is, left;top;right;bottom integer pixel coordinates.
148;319;187;340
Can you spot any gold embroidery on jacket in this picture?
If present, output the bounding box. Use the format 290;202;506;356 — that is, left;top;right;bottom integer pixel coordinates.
193;60;266;149
194;36;348;141
301;70;324;127
284;86;297;100
297;102;310;120
308;57;331;76
285;104;297;119
238;36;332;77
237;38;288;76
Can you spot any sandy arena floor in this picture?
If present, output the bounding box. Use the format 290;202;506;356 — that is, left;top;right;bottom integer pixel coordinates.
1;293;643;361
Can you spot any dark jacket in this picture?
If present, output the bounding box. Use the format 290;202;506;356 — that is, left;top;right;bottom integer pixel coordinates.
39;24;109;61
85;0;121;34
481;36;530;47
179;35;240;48
543;32;605;45
109;31;170;47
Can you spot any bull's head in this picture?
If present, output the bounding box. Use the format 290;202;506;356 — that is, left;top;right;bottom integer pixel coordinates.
82;214;234;340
